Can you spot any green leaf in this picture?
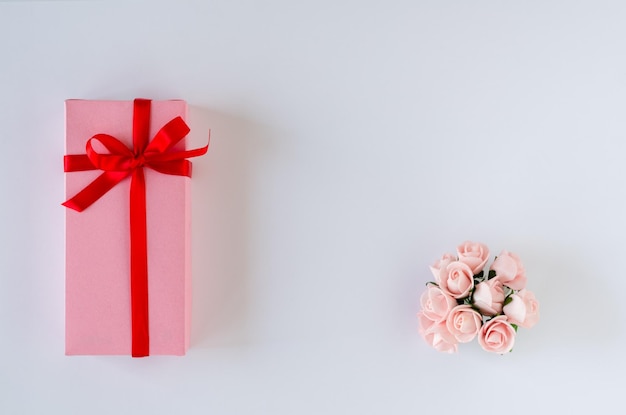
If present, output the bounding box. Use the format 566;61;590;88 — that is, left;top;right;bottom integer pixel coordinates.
511;323;518;332
488;270;496;279
504;296;513;306
426;281;439;287
474;271;484;280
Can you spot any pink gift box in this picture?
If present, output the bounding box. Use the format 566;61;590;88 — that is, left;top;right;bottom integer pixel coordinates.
64;99;193;356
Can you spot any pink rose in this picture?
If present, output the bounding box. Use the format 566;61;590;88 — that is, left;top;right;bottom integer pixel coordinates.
490;250;527;290
420;285;457;323
439;261;474;299
478;316;516;354
419;317;458;353
457;241;490;275
417;311;435;336
503;289;539;328
472;279;505;316
446;305;482;343
429;253;456;282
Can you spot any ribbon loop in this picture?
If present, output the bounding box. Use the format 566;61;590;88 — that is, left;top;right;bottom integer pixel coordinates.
145;116;191;154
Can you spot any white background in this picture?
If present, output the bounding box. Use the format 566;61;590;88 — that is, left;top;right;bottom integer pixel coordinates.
1;1;625;413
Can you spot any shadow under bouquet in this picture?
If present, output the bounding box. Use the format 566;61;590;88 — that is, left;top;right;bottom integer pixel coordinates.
418;241;539;354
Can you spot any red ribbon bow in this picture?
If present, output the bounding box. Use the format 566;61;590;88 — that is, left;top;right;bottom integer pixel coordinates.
63;99;208;357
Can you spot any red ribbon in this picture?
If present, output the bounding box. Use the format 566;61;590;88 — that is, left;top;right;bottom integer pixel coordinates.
63;99;208;357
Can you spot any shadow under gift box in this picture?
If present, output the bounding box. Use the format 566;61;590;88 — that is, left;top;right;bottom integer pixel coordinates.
64;99;194;356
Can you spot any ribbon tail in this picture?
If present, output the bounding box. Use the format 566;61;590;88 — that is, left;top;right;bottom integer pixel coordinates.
62;171;129;212
64;154;96;172
145;143;209;164
144;139;209;177
130;168;149;357
176;144;209;159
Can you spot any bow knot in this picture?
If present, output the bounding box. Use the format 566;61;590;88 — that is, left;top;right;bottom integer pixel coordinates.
132;155;145;169
63;111;208;213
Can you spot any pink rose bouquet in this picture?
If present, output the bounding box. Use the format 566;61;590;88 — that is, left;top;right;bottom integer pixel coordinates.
417;241;539;354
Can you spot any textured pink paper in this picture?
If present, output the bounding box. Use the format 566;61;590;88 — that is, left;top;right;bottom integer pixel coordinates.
65;100;191;355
